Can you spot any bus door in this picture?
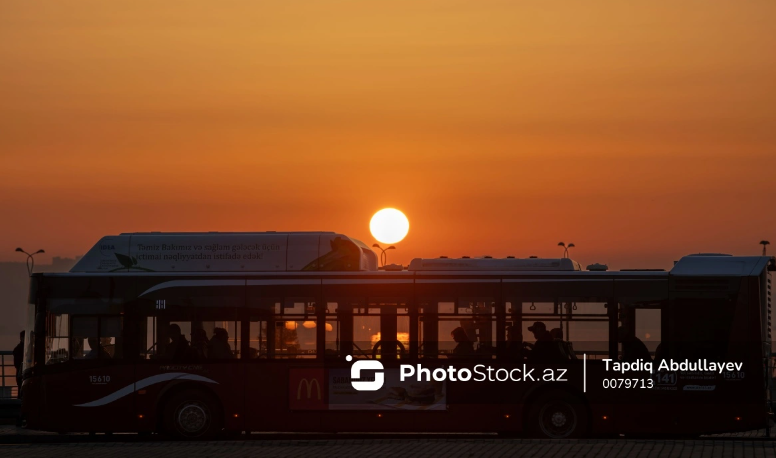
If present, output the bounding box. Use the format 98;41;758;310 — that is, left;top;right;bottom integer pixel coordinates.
39;275;138;433
610;277;668;434
133;277;246;433
662;276;760;433
244;279;323;432
321;278;415;432
416;278;501;432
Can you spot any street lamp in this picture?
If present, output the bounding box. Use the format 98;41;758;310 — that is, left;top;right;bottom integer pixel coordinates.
761;240;770;256
566;243;575;258
15;247;45;276
372;243;395;267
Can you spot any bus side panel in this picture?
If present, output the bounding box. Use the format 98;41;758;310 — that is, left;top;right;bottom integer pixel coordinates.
134;362;244;433
244;362;323;432
41;361;139;432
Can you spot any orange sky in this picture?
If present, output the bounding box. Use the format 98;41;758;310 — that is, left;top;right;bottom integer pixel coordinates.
1;1;774;270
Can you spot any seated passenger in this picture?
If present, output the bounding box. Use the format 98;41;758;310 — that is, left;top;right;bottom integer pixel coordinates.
449;327;475;359
208;327;234;359
165;324;192;361
618;326;652;362
85;336;110;359
71;337;84;359
525;322;566;363
549;327;575;359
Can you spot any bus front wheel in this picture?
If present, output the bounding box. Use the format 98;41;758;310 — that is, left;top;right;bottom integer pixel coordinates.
526;392;588;439
163;389;221;440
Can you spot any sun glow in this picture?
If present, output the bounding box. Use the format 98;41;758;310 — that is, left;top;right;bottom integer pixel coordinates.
370;208;409;244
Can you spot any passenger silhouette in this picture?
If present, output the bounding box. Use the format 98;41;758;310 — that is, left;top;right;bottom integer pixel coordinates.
549;327;575;360
524;322;562;363
13;331;24;398
449;326;475;358
85;336;110;359
208;327;234;359
618;326;652;362
166;324;192;361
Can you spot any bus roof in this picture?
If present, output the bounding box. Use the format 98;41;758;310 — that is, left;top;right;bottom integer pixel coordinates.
408;257;581;271
671;254;774;276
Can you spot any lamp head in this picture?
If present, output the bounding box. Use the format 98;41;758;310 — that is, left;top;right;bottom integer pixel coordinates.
35;249;45;254
15;248;24;253
568;243;575;248
558;242;565;247
387;246;395;250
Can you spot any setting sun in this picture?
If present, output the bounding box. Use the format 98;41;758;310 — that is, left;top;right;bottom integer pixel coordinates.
370;208;410;245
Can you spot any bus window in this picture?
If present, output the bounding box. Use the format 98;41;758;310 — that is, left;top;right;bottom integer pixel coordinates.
422;299;496;359
635;308;661;358
71;316;122;360
248;320;268;359
274;298;317;359
563;302;609;360
72;316;98;359
140;316;157;359
275;320;316;358
100;316;123;358
366;299;409;360
564;320;608;359
45;313;69;364
353;311;380;359
618;303;662;362
206;321;240;359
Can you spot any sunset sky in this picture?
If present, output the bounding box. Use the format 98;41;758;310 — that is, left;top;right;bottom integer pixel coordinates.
1;1;774;270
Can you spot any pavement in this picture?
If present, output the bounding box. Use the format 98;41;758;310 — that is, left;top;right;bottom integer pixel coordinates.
1;437;775;458
0;427;775;457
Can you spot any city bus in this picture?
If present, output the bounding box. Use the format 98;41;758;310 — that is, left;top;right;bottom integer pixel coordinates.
19;232;775;439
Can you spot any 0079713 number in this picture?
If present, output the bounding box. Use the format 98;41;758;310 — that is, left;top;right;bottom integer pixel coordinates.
602;378;654;389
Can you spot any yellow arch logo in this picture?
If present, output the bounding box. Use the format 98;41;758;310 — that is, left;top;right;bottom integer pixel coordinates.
297;378;322;400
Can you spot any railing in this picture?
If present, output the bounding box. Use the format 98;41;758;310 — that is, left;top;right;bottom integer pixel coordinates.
0;351;18;399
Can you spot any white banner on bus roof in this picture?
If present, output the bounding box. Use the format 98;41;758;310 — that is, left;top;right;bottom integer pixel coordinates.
70;232;376;273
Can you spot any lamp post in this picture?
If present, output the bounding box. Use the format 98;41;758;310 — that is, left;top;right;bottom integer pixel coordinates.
761;240;770;256
15;247;45;276
558;242;574;258
372;244;395;267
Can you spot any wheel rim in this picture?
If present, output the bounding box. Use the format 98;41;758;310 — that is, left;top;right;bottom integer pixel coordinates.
176;401;210;437
538;400;577;438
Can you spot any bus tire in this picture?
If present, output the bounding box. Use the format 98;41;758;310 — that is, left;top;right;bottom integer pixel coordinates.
526;391;588;439
163;389;222;440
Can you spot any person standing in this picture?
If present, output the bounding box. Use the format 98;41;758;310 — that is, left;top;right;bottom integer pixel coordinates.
13;331;24;398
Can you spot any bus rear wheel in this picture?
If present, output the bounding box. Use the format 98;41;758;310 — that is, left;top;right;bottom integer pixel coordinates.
527;392;588;439
163;390;221;440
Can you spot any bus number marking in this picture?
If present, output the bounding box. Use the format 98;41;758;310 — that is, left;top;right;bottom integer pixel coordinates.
654;372;677;386
89;375;111;385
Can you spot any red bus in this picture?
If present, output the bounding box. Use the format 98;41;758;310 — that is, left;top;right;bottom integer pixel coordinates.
20;232;775;439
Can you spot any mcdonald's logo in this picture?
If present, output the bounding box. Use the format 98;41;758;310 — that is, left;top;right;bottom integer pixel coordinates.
297;378;322;400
